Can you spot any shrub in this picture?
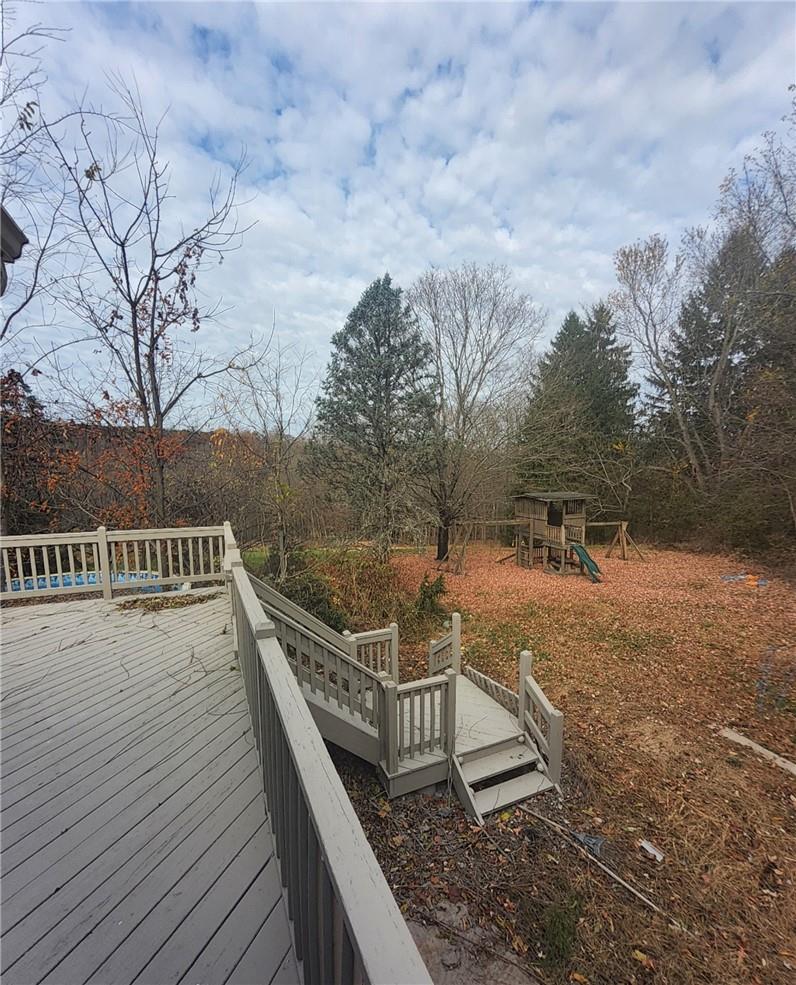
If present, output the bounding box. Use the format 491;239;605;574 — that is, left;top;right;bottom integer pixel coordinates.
415;573;446;618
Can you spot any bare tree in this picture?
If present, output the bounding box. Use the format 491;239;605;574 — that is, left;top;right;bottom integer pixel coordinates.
610;235;710;492
410;262;544;559
222;341;315;579
39;81;254;524
0;3;80;352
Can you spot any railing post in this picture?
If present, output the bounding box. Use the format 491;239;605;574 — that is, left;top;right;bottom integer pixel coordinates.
342;629;359;665
382;679;398;774
547;709;564;785
389;622;399;684
518;650;532;729
451;612;461;674
427;639;437;677
443;668;457;756
96;526;113;600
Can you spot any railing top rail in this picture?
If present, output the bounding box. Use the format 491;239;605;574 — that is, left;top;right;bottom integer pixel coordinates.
397;673;449;693
0;530;101;548
257;630;431;984
0;525;225;549
248;571;348;651
349;627;393;643
231;564;276;637
524;672;561;718
108;525;225;539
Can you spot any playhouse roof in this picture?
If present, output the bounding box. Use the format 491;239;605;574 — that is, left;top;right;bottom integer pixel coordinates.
511;490;595;502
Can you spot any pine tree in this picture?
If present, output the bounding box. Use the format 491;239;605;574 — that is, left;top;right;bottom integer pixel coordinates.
314;274;436;559
517;303;638;512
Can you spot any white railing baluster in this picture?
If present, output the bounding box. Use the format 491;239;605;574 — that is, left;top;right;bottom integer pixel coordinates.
0;525;227;601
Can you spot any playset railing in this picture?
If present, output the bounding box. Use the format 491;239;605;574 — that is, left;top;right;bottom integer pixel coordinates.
228;555;431;985
0;525;225;600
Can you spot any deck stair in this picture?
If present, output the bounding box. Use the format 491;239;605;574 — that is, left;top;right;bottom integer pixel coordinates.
454;735;555;823
238;566;564;822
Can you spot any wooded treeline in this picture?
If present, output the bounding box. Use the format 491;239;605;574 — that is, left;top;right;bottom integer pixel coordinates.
1;14;793;559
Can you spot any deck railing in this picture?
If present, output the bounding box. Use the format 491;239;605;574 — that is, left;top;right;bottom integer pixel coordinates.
428;612;461;676
518;651;564;785
0;525;226;600
228;555;431;985
249;574;383;732
385;672;457;767
344;625;399;681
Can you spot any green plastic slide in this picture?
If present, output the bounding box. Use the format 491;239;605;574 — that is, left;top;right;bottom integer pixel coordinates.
570;544;602;583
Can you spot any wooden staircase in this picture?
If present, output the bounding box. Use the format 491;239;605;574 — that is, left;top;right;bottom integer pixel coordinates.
452;734;555;824
245;573;564;824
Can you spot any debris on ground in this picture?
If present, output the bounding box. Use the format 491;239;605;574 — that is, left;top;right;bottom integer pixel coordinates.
638;839;665;863
116;589;223;612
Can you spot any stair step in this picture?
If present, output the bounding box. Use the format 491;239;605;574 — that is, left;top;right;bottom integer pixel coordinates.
473;771;554;816
462;744;538;785
457;734;526;765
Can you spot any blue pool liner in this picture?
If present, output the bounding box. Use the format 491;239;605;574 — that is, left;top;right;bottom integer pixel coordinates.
9;570;165;594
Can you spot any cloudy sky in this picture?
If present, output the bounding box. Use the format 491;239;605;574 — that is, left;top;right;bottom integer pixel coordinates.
28;1;796;377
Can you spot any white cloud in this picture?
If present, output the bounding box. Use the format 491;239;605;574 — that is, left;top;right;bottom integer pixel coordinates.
7;0;795;400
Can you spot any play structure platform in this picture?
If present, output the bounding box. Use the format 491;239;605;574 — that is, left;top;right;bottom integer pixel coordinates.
513;490;602;581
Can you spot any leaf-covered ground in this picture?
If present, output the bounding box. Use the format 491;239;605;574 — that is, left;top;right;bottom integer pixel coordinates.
337;544;795;984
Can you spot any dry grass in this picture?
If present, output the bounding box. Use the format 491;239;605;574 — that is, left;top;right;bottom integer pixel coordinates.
356;543;796;984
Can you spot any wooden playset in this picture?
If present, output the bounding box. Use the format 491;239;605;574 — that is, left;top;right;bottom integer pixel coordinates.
513;490;602;581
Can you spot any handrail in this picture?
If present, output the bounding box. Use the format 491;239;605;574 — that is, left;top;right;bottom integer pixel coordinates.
428;612;461;676
345;624;399;681
392;671;457;762
518;651;564;785
249;572;351;654
230;562;432;985
0;525;226;601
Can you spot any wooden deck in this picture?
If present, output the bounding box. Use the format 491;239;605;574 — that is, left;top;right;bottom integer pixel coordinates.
1;591;299;985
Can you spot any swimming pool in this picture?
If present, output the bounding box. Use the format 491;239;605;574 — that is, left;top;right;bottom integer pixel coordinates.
7;570;166;593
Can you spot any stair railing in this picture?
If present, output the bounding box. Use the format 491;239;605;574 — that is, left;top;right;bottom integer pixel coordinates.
343;625;399;682
518;650;564;785
248;573;383;733
226;549;432;985
427;612;461;676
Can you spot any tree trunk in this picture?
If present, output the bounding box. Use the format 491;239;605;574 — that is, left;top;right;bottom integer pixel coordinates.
436;523;450;561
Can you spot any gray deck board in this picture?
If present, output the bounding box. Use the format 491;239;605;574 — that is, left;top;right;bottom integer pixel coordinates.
1;593;297;985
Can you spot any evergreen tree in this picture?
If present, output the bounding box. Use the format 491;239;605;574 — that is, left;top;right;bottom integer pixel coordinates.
536;303;636;440
517;302;638;513
313;274;436;559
